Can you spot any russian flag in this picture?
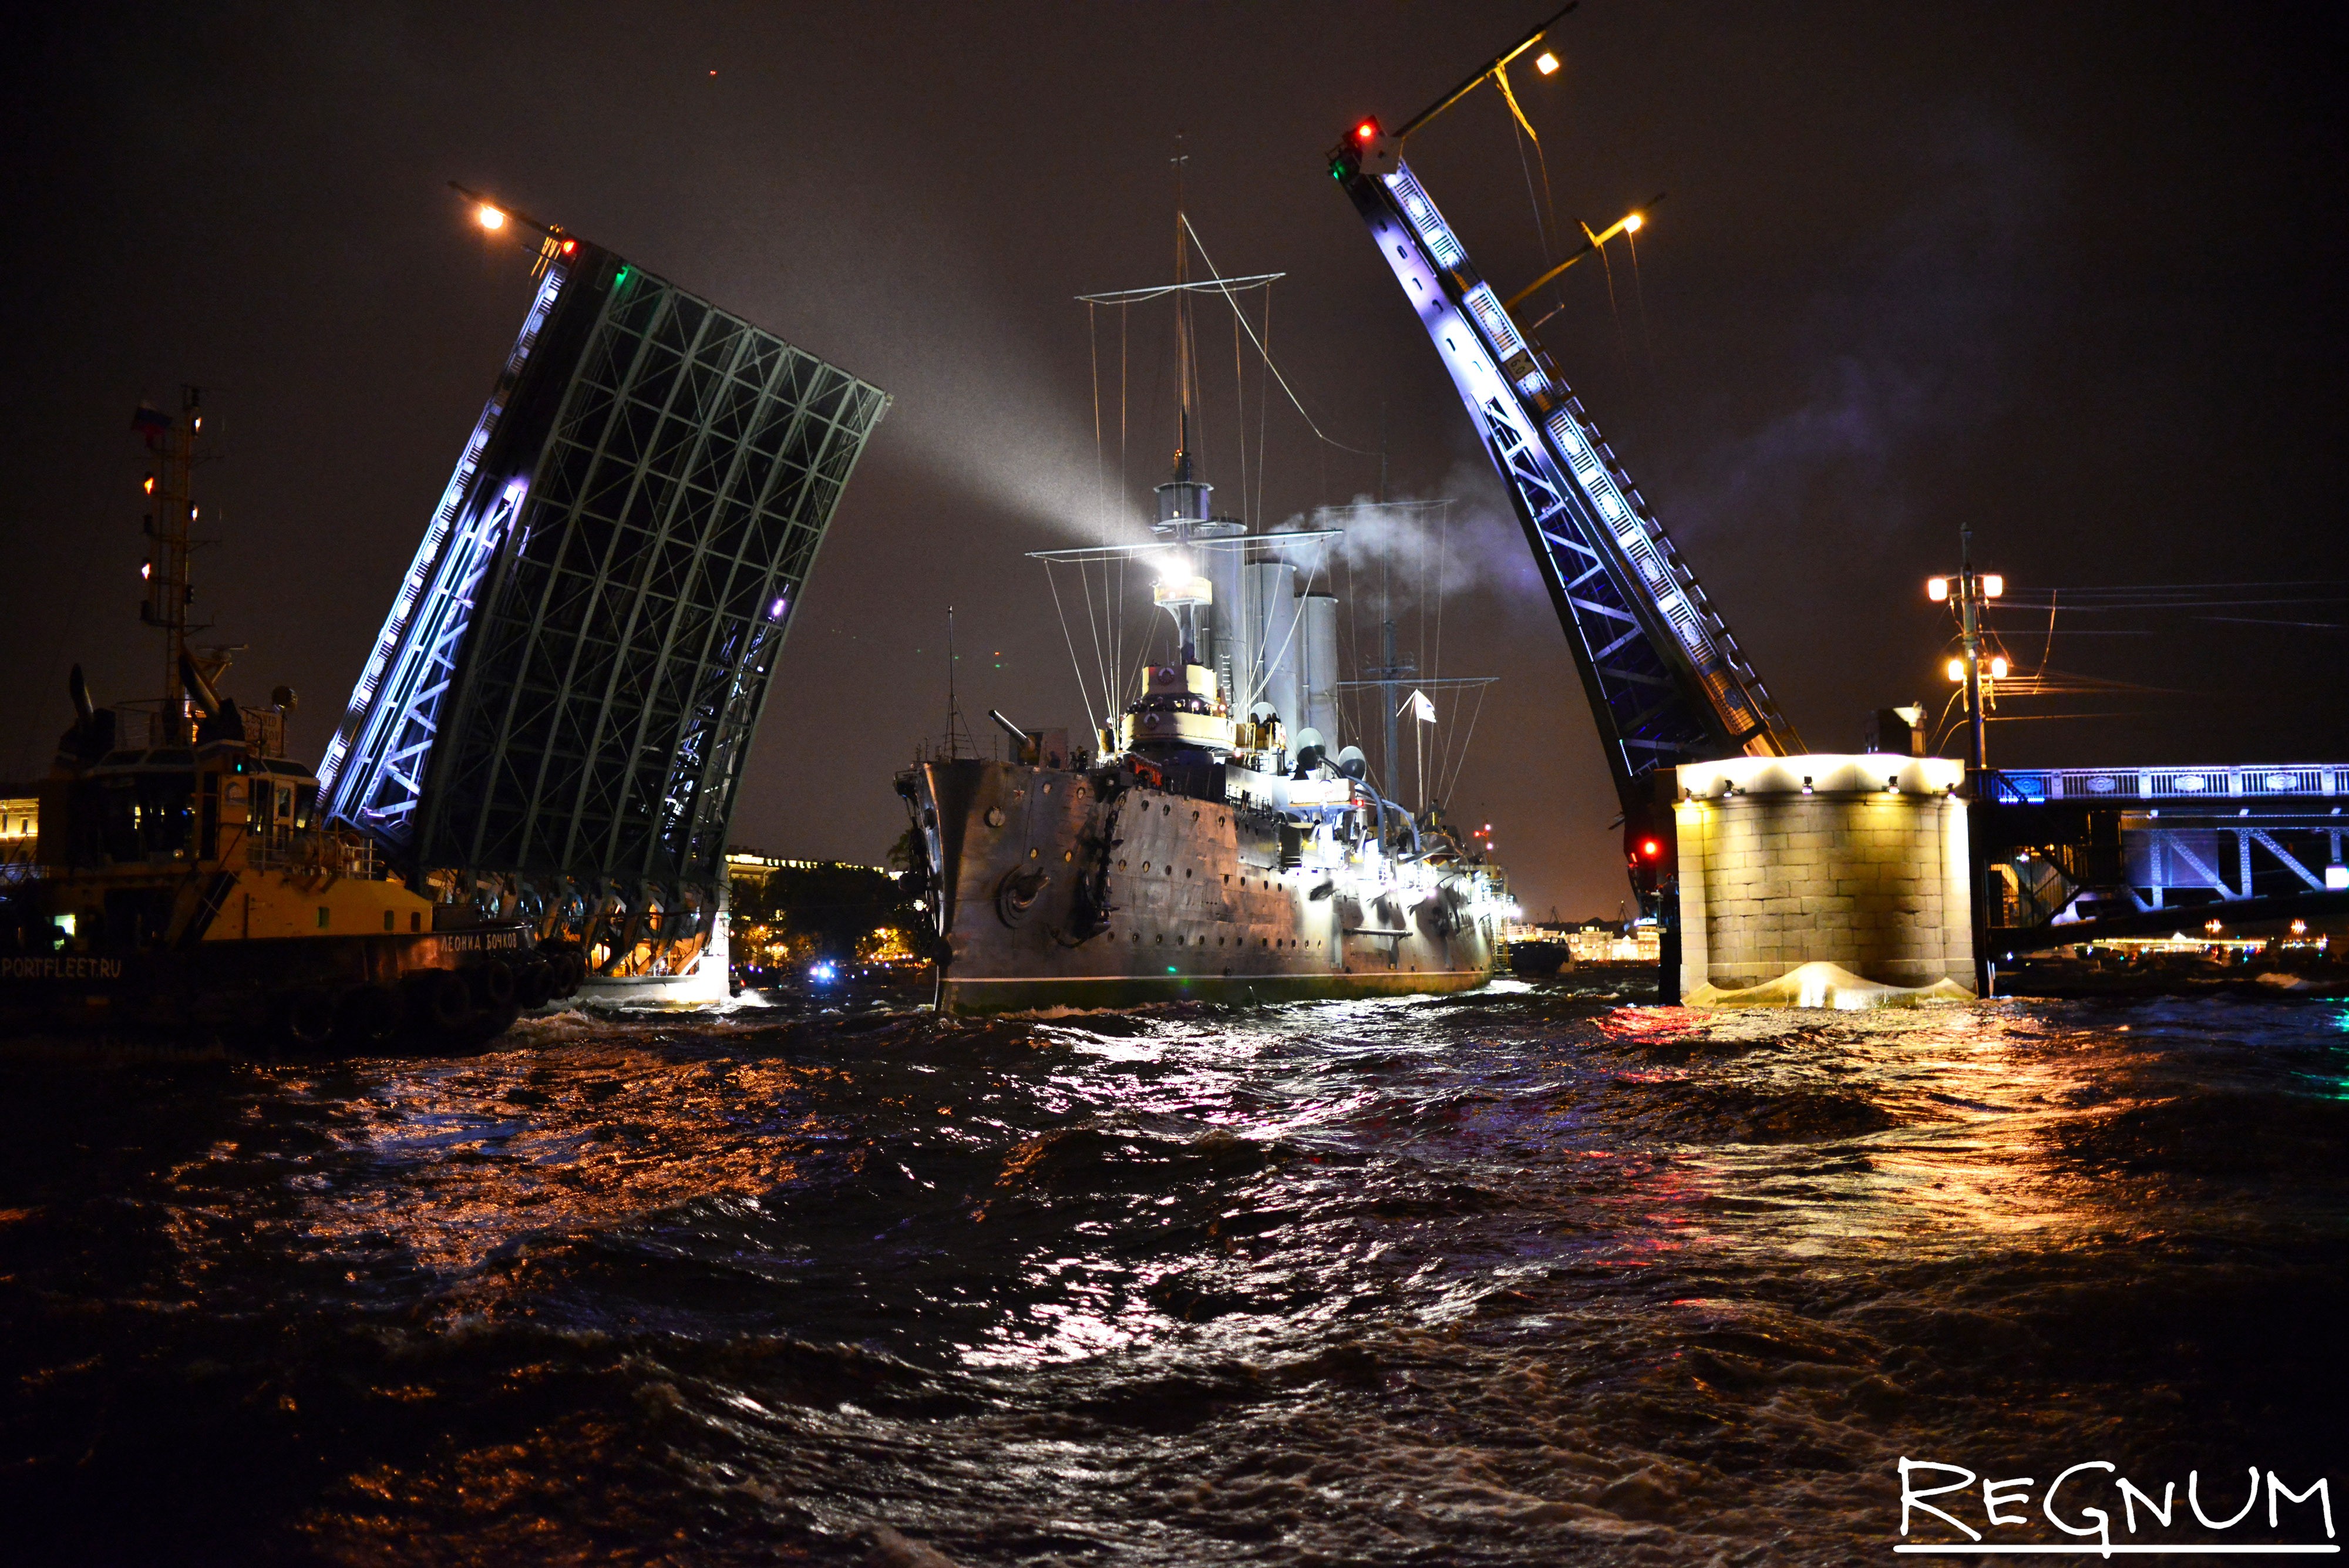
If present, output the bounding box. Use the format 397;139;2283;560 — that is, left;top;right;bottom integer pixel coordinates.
131;402;170;446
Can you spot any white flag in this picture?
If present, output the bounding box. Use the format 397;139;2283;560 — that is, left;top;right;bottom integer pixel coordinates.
1401;688;1438;724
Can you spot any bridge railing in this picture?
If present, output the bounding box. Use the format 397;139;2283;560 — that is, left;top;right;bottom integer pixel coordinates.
1987;765;2349;805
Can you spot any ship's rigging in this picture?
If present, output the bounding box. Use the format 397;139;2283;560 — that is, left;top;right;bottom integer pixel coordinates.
1038;196;1495;823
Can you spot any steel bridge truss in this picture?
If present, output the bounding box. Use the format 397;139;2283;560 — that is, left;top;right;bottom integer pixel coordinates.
1331;144;1801;815
319;242;889;963
1977;765;2349;930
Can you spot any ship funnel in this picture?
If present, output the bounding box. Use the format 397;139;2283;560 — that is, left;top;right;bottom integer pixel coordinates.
1155;475;1212;530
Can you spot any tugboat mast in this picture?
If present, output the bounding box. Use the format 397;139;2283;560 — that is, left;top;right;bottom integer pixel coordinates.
137;388;205;745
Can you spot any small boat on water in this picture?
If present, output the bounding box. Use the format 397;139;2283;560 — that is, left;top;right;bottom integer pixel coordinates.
0;393;580;1049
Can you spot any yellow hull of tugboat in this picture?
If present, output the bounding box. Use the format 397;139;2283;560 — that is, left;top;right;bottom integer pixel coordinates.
195;867;437;941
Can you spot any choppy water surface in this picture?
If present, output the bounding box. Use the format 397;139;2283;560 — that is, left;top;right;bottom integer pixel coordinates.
3;979;2345;1564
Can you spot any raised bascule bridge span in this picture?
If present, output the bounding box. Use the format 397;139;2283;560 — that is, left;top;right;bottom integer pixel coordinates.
320;207;889;998
1332;8;2348;1001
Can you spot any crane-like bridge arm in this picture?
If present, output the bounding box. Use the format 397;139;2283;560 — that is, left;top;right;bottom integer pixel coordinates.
1329;126;1801;825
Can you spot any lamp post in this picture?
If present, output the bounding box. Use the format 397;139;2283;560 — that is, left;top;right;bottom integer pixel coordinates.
1926;527;2005;771
1927;530;2007;1000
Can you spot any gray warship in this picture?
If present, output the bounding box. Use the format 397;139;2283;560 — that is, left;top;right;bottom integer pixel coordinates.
898;359;1511;1011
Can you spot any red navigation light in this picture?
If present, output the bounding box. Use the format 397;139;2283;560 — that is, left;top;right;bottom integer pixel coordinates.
1355;120;1378;142
1640;839;1662;859
560;238;577;254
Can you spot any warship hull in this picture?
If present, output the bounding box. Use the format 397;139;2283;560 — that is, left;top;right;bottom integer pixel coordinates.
905;758;1499;1015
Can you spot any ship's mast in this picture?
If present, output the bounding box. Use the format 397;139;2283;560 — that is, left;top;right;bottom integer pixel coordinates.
1153;147;1215;671
140;388;205;743
1172;152;1196;487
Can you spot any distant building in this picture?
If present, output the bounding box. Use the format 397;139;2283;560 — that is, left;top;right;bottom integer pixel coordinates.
1;788;37;881
725;847;927;970
1500;916;1657;965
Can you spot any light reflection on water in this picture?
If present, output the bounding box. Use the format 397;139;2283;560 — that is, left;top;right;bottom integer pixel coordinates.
0;984;2344;1564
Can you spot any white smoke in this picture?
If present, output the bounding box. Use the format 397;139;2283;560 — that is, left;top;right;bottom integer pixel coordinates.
1675;112;2057;547
1267;459;1549;615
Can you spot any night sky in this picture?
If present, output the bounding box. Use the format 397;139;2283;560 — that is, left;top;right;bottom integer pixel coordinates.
3;4;2342;918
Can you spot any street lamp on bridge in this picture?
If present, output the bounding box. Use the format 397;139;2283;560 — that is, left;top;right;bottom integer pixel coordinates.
1926;527;2004;771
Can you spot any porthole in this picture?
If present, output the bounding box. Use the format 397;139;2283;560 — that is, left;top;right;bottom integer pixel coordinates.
1028;847;1039;859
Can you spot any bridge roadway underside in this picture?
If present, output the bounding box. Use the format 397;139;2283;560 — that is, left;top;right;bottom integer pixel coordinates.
317;239;889;988
1973;763;2348;957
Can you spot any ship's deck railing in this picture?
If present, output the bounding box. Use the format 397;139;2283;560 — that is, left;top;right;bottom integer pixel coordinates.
100;701;291;759
240;823;379;879
1987;764;2349;805
108;702;166;751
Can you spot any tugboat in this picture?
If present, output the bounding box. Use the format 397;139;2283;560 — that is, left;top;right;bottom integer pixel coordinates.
0;392;578;1049
897;222;1514;1014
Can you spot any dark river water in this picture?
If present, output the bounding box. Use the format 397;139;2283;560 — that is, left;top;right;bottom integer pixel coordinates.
3;976;2345;1565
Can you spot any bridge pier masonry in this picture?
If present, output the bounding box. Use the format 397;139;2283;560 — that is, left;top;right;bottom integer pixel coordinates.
1671;755;1978;1005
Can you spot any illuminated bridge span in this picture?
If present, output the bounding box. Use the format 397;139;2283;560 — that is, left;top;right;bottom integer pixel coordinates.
1328;11;2345;989
1978;764;2349;950
320;235;889;985
1990;763;2349;805
1328;102;1799;923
